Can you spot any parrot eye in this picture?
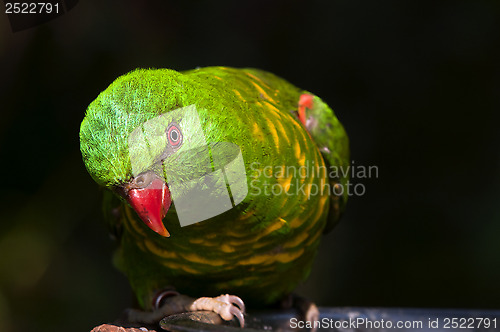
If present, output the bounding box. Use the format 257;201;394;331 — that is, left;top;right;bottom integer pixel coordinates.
167;123;182;147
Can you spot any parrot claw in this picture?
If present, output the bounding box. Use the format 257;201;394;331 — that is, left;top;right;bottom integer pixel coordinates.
280;293;320;331
189;294;246;327
124;292;246;328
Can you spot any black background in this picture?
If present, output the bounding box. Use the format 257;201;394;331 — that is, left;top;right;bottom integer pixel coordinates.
0;1;499;331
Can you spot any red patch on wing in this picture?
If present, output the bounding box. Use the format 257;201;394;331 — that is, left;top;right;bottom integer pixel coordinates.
298;94;314;126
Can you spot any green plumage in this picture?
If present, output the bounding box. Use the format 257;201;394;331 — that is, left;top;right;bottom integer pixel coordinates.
80;67;349;310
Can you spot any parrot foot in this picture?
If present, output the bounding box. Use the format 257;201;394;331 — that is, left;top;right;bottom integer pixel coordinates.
281;294;320;329
189;294;246;327
90;324;155;332
125;291;245;328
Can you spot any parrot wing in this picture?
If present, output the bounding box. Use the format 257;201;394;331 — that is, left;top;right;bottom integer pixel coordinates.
241;68;350;233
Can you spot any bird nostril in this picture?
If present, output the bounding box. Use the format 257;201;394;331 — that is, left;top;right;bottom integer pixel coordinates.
132;172;153;189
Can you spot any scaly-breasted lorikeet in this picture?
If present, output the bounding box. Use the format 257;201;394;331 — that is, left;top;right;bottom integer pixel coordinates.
80;66;349;328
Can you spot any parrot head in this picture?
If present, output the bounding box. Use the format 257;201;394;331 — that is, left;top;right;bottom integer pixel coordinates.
80;69;225;237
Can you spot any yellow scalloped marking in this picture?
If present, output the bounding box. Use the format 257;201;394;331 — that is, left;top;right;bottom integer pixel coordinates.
264;102;282;118
275;248;304;263
246;72;271;89
144;240;178;259
260;217;287;237
188;237;205;244
288;216;302;229
161;261;201;274
277;173;293;193
124;206;148;237
251;81;273;102
220;243;236;253
252;122;263;139
238;253;271;265
283;231;309;249
265;118;280;152
273;117;290;146
233;89;245;102
180;252;226;266
238;245;305;265
228;236;257;247
305;229;322;246
294;140;302;161
237;210;256;221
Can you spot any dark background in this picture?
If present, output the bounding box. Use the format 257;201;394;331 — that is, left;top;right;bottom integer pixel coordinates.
0;1;499;331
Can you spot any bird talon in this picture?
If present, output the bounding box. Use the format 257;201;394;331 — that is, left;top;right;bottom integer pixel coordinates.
189;294;246;327
220;294;246;313
229;304;245;328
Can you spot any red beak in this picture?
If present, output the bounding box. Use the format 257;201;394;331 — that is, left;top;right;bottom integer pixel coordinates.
126;178;171;237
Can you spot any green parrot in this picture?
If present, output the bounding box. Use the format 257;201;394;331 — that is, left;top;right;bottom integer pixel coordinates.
80;66;349;327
